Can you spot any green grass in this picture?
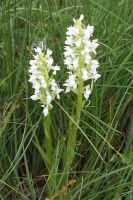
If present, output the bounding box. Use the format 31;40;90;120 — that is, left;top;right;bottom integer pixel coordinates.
0;0;133;199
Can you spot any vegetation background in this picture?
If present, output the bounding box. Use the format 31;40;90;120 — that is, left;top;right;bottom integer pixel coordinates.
0;0;133;199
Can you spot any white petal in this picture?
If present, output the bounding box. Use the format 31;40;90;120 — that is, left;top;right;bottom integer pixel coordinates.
75;39;81;48
82;69;88;81
53;65;60;75
43;107;49;116
46;94;52;104
47;57;53;67
84;85;91;100
34;47;42;53
29;60;36;66
31;94;39;101
47;49;52;56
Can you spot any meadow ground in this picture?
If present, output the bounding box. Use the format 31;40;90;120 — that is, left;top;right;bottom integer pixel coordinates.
0;0;133;199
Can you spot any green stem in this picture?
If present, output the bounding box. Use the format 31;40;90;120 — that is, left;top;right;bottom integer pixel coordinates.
44;113;53;169
43;112;54;197
67;79;84;168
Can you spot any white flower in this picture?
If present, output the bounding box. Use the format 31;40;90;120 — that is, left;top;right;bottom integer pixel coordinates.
40;77;47;88
28;66;38;74
55;87;63;99
91;39;99;54
31;94;39;101
84;25;94;39
29;60;36;66
90;66;97;75
43;107;48;116
64;57;72;68
93;73;101;81
46;48;52;56
46;57;53;67
50;79;57;90
65;36;74;46
84;85;91;100
82;68;88;81
72;58;79;69
50;80;62;99
28;74;37;83
85;54;91;64
53;65;60;75
46;94;52;104
90;61;99;75
75;39;81;48
68;74;77;88
66;26;79;36
32;80;40;90
34;47;42;53
91;60;99;67
64;46;74;57
64;73;77;93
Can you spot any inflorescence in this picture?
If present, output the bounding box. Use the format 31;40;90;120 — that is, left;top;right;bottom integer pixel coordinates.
29;44;62;116
63;15;100;100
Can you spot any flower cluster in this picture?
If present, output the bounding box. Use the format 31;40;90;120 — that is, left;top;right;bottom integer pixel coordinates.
63;15;100;100
29;43;62;116
29;15;101;116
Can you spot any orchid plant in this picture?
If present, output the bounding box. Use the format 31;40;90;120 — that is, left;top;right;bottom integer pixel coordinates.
63;14;100;170
29;15;100;198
